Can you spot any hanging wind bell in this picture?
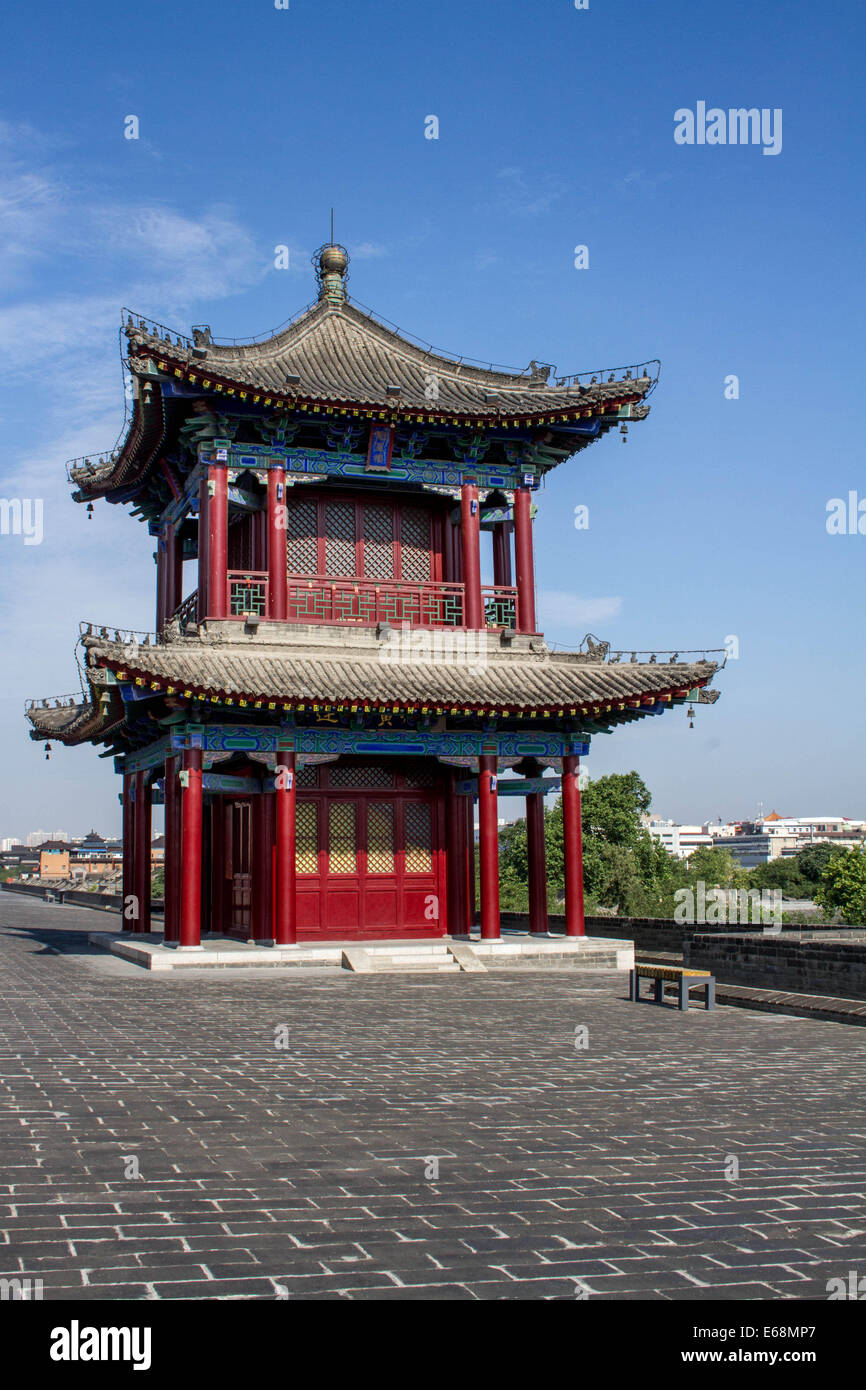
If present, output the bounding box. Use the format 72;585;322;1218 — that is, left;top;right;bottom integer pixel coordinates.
687;705;696;730
87;503;94;521
44;742;52;761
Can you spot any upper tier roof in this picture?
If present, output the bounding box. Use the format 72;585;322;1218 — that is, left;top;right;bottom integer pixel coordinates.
69;243;658;503
124;293;656;419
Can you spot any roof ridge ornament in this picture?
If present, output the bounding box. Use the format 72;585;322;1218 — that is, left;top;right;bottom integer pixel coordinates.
314;242;350;304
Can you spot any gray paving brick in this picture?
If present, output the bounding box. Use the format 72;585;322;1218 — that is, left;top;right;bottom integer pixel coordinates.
2;897;866;1301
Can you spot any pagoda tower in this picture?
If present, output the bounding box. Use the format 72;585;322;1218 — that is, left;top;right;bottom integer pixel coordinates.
27;246;720;947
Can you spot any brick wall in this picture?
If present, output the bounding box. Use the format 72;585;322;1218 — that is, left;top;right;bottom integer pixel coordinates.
500;912;864;955
684;933;866;1001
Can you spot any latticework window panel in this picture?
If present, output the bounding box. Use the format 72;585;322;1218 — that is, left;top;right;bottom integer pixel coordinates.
405;770;435;788
404;802;433;874
325;501;356;577
363;505;395;579
401;508;432;582
296;802;318;874
366;803;395;875
328;801;357;874
329;765;393;789
295;766;319;788
228;577;267;617
286;499;318;575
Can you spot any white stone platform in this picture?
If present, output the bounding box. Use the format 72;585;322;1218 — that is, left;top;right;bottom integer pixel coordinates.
86;930;633;975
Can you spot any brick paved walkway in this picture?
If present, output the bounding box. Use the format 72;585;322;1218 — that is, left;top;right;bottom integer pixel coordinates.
2;896;865;1300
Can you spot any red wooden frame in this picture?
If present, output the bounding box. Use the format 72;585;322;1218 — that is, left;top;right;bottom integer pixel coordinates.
294;763;446;940
283;490;446;585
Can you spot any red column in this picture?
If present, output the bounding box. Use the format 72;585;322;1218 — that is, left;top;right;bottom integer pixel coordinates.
179;747;203;947
460;483;484;630
514;487;536;634
267;467;287;620
274;752;297;945
562;755;585;937
450;518;463;582
467;796;477;928
478;755;501;940
133;770;151;934
164;521;183;620
492;522;513;587
446;771;469;937
155;532;167;635
252;794;272;942
121;772;135;932
163;755;179;942
197;476;209;616
206;465;228;619
527;791;549;934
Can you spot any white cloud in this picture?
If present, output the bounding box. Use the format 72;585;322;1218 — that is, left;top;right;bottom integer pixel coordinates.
538;590;623;636
352;241;387;260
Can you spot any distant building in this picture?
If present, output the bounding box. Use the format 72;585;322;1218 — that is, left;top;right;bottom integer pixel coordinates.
646;820;714;859
26;829;70;847
39;847;72;879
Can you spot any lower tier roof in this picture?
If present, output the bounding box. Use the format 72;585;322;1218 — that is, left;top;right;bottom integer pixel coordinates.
27;627;719;748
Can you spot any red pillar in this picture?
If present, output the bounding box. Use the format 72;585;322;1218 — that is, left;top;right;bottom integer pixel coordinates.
562;755;585;937
179;747;203;948
163;755;179;942
267;468;287;620
467;796;477;928
206;465;228;619
492;522;513;587
164;521;183;619
449;518;463;583
155;533;167;634
252;793;273;942
478;755;501;940
133;770;151;934
526;791;549;934
274;752;297;945
121;772;135;932
513;487;536;634
460;483;484;629
197;475;209;616
446;771;469;937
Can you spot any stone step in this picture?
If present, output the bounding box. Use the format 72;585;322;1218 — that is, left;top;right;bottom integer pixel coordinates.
341;946;460;974
371;961;461;974
482;950;622;970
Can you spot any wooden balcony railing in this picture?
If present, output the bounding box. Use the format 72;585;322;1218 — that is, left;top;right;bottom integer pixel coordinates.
481;586;519;631
227;571;269;618
172;591;199;631
286;575;518;629
169;576;520;631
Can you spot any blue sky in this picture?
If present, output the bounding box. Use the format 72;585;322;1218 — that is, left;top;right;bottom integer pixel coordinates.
1;0;863;839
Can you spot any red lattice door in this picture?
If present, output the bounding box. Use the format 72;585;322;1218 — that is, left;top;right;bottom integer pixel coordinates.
293;765;444;939
225;800;252;937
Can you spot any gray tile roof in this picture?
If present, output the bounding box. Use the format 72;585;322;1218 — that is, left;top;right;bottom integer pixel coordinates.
83;635;715;713
127;299;655;419
28;628;717;746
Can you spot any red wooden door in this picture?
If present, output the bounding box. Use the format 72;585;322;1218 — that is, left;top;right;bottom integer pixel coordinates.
294;765;443;939
225;799;252;936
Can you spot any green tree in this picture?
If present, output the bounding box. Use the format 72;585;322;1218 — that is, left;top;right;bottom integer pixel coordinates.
747;857;807;895
815;846;866;925
796;842;843;886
